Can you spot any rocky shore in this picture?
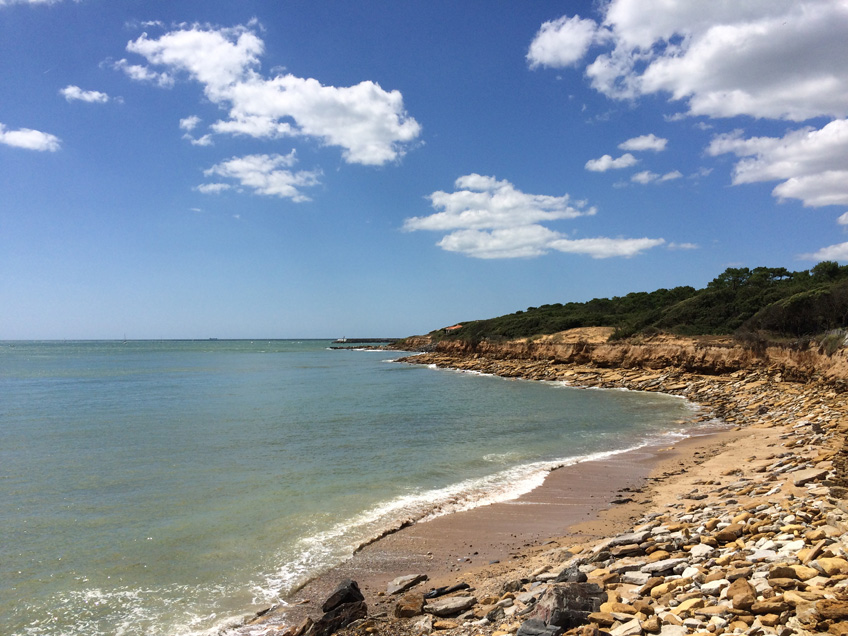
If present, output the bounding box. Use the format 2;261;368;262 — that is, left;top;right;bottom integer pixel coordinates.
245;337;848;636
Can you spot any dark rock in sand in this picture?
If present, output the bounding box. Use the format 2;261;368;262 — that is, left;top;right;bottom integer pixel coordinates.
321;578;364;613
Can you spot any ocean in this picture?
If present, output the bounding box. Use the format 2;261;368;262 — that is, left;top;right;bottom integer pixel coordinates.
1;340;700;636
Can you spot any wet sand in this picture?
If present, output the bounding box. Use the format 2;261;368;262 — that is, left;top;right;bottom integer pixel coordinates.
255;427;744;630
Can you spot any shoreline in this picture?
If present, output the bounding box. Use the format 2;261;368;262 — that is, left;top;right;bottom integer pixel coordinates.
240;352;847;636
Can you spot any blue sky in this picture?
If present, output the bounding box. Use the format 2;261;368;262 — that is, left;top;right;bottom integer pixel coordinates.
2;0;848;339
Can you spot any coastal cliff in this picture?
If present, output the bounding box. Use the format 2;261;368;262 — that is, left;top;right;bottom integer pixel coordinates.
393;328;848;388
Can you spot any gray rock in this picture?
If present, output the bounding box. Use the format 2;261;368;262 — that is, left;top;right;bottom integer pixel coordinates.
516;618;563;636
792;468;829;487
607;530;652;548
387;573;428;595
527;582;605;629
640;558;688;574
423;595;477;617
611;618;642;636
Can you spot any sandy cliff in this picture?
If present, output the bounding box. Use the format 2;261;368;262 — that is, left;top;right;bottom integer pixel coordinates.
395;328;848;387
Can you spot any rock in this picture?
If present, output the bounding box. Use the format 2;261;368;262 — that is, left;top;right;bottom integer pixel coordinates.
388;573;428;595
395;592;424;618
432;619;458;630
410;614;433;635
814;557;848;576
751;597;791;615
700;578;729;596
321;579;365;613
816;599;848;620
659;625;688;636
728;577;757;611
527;582;605;629
310;600;367;636
792;468;829;486
555;565;588;583
610;618;642;636
423;595;477;617
640;558;688;575
642;615;662;633
516;618;563;636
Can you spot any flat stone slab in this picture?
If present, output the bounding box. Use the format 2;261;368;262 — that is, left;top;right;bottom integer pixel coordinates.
387;573;428;595
640;558;687;574
792;468;829;486
423;595;477;617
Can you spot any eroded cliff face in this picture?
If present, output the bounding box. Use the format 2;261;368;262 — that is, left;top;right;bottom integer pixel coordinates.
395;328;848;387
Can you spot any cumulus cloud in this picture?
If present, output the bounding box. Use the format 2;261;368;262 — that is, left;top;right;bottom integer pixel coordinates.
403;174;665;259
619;133;667;152
200;151;321;202
533;1;848;122
0;123;60;151
60;85;110;103
179;115;201;131
800;242;848;262
121;22;421;165
585;152;638;172
631;170;682;184
527;15;608;69
707;120;848;207
838;212;848;226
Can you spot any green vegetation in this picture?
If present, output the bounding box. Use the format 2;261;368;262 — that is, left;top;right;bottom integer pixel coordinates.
430;263;848;345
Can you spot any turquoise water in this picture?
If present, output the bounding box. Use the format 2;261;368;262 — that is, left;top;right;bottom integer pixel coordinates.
1;340;698;636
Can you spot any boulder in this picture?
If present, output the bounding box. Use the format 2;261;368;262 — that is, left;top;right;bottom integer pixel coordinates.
527;582;605;629
395;592;424;618
321;579;364;613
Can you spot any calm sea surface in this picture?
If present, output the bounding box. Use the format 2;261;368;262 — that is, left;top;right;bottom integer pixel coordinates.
2;340;699;635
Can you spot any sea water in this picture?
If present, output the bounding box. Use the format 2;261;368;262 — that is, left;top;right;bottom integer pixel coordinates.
1;340;700;636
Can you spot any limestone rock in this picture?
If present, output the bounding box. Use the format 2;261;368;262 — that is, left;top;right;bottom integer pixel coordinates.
423;595;477;617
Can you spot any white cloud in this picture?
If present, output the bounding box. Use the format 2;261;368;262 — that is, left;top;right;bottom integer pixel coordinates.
533;2;848;122
800;242;848;262
619;133;667;152
113;58;174;87
668;242;699;250
179;115;201;131
527;15;608;69
60;85;110;103
631;170;682;184
404;174;665;259
122;22;421;165
707;119;848;207
838;212;848;225
194;183;231;194
585;152;638;172
404;174;594;232
184;133;213;146
201;152;321;202
0;122;60;151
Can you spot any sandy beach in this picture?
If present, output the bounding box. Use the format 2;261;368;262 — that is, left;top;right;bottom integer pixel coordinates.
242;351;847;636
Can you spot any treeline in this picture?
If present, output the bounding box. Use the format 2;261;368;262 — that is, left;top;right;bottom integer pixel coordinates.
431;262;848;344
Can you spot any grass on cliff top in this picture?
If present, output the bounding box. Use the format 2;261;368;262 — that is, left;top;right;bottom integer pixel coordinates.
419;262;848;347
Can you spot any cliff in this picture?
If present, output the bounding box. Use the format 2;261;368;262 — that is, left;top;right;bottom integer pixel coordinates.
394;328;848;388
